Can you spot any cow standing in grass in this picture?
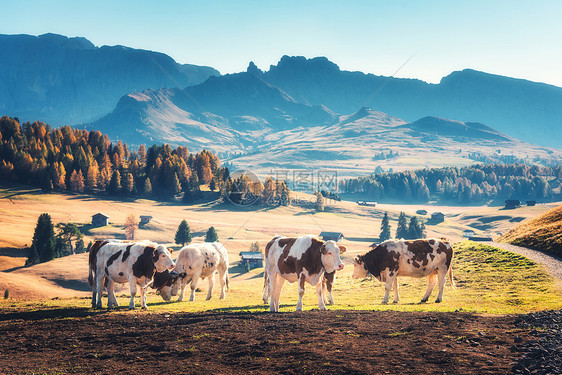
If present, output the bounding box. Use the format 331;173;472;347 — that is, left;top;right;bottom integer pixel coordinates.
154;242;229;302
264;235;345;312
88;240;175;310
353;238;455;304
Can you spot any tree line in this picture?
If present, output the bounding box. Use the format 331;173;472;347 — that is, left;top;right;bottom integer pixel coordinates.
341;164;562;204
0;116;227;199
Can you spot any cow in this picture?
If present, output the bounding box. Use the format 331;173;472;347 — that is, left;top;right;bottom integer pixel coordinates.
154;242;229;302
352;238;455;304
263;235;346;312
88;240;175;310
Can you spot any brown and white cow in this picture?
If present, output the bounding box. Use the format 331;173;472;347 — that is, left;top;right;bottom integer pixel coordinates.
88;240;175;310
154;242;229;302
264;235;345;312
352;238;455;304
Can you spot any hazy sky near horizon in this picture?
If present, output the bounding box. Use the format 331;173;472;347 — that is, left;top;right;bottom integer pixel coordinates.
2;0;562;86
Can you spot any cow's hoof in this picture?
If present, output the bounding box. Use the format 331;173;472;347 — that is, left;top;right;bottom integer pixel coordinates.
381;301;389;305
392;300;399;304
435;299;442;303
128;307;135;310
319;306;327;311
420;298;428;303
141;306;148;311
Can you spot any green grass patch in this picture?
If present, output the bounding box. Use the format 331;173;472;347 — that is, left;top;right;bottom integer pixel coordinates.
1;241;561;317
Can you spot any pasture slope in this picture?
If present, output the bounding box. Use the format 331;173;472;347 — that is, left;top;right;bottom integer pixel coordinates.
1;185;562;374
500;204;562;257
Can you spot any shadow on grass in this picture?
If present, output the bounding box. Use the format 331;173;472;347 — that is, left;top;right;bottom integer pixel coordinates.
0;307;110;322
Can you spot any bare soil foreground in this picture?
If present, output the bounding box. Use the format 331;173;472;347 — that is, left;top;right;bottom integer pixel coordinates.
0;309;533;375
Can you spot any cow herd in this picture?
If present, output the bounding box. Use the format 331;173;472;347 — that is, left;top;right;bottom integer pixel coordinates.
88;236;455;312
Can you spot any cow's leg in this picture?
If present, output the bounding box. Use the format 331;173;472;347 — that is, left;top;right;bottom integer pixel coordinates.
206;272;215;300
322;277;328;305
326;273;335;305
270;274;285;312
91;272;98;308
316;282;327;311
128;279;137;310
382;276;394;304
436;267;448;303
392;277;400;304
262;270;270;304
421;272;438;302
189;271;202;301
139;285;148;310
296;274;306;311
218;267;227;299
107;279;116;309
95;271;105;309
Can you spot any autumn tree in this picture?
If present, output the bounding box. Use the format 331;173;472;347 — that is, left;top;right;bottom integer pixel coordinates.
69;170;85;193
124;214;138;240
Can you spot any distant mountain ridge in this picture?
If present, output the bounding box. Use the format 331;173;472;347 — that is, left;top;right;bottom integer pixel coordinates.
0;33;219;125
262;56;562;148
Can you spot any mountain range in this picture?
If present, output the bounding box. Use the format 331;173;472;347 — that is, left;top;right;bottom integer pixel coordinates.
0;33;219;125
1;33;561;175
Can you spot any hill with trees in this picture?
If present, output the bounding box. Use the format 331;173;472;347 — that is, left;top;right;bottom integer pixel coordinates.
0;116;226;199
341;164;562;204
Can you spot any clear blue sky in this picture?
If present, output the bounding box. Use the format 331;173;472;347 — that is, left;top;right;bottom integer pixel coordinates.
2;0;562;86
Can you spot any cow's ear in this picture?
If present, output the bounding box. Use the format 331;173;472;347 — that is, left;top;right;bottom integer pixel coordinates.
151;247;159;262
338;245;347;253
168;247;173;254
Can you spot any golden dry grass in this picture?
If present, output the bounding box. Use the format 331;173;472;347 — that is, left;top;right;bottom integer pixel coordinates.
499;204;562;256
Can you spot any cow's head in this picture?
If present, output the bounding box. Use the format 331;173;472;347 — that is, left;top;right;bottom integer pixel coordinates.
320;240;345;273
153;245;175;272
153;270;186;301
352;255;369;279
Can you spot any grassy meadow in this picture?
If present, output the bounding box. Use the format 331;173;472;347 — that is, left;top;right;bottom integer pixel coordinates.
0;184;561;316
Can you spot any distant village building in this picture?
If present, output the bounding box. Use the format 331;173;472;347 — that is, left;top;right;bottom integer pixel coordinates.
319;232;344;242
357;201;377;207
526;200;536;207
91;213;109;227
139;215;153;227
239;251;264;269
416;209;428;215
463;230;475;238
505;200;521;209
431;212;445;223
468;235;493;242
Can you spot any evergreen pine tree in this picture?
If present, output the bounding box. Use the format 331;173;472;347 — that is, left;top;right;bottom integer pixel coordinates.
395;212;409;239
420;221;427;239
205;226;218;242
108;170;121;194
175;220;192;246
379;212;392;241
26;244;40;266
209;178;216;191
144;177;152;196
315;192;325;212
408;216;423;239
32;213;56;263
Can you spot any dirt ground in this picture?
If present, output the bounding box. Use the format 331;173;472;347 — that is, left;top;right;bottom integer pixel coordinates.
0;309;529;375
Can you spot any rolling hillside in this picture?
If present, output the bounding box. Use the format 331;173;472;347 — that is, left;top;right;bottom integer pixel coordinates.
500;205;562;256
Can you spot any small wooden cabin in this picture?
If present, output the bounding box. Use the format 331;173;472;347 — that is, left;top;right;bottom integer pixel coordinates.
91;213;109;227
239;251;264;269
431;212;445;223
139;215;153;227
319;232;344;242
505;200;521;209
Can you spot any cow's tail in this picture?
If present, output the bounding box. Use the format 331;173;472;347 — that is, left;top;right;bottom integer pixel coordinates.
448;265;456;289
88;240;106;289
225;270;230;291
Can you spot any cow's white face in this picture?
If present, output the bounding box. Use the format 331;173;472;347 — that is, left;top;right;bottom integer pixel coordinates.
154;245;175;272
352;256;368;279
321;241;345;273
